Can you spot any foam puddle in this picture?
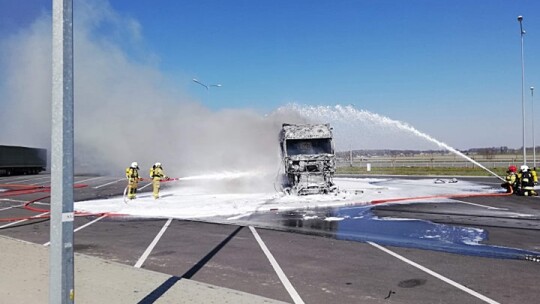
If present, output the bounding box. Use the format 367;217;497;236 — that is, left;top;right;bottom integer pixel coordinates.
334;206;539;260
239;205;540;260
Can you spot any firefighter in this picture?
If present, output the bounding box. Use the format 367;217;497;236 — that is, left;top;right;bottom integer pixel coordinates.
518;165;537;196
531;167;538;185
150;162;168;199
501;165;517;193
125;162;141;200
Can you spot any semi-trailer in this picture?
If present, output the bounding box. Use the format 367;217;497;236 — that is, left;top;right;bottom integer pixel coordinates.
0;145;47;176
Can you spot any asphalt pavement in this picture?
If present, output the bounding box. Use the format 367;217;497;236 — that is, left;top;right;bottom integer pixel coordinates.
1;174;539;304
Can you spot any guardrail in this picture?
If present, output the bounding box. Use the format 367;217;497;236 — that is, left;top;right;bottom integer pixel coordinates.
336;158;527;169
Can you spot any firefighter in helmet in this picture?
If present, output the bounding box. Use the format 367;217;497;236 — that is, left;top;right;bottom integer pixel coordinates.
501;165;517;193
518;165;537;196
126;162;142;200
150;162;168;199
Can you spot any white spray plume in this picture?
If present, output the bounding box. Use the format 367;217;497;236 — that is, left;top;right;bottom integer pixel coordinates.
0;0;307;193
0;1;502;193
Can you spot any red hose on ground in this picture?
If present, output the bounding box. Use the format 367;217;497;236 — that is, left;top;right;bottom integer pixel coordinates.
371;186;514;205
0;183;109;223
138;177;181;183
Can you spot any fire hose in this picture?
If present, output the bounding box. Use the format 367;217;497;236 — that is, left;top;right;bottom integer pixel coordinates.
0;183;109;223
123;177;181;203
370;185;514;205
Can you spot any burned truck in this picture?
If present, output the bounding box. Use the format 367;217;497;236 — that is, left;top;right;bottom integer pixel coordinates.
280;123;337;195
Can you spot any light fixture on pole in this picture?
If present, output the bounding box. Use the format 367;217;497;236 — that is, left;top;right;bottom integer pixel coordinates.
532;86;536;168
518;15;527;165
192;78;222;90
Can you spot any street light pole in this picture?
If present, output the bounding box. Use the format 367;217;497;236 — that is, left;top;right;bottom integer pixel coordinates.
532;86;536;168
51;0;75;303
518;16;527;166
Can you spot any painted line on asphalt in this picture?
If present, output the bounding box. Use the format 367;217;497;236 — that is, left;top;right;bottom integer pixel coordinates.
0;206;14;212
94;178;124;189
73;214;108;232
139;182;153;191
0;176;23;182
249;226;305;304
134;218;173;268
482;182;502;185
76;176;105;183
0;198;46;204
0;175;48;182
368;241;500;304
454;200;507;210
43;214;108;246
0;204;25;211
0;212;50;229
4;176;50;184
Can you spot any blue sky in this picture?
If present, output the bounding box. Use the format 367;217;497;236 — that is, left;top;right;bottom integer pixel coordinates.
1;0;540;149
112;0;540;115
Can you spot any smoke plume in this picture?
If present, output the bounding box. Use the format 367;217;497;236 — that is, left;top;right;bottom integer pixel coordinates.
0;0;306;192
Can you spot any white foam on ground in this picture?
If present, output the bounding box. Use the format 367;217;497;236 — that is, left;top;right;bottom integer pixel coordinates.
75;177;496;220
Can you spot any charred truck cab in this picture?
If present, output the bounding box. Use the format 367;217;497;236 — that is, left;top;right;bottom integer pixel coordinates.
280;123;337;195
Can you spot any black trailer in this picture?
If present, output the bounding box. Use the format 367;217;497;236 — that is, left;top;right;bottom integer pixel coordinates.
0;145;47;176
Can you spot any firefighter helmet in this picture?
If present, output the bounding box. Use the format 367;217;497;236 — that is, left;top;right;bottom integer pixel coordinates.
508;165;517;173
131;162;139;169
521;165;529;172
155;162;161;167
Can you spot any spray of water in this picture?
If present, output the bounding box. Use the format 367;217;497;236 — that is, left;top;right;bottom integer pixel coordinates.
280;104;504;181
177;170;262;181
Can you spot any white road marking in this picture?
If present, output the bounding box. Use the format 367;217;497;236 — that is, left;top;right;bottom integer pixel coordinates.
0;176;21;182
43;214;108;246
454;200;507;210
94;178;124;189
4;176;50;184
0;199;48;206
453;199;536;216
0;204;25;211
249;226;305;304
0;212;50;229
368;241;500;304
481;182;502;185
0;175;48;182
139;182;153;191
134;218;173;268
1;198;33;203
28;181;51;186
76;176;105;183
73;214;108;232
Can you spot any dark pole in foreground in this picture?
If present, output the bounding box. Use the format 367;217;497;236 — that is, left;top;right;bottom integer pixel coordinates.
518;15;527;165
532;86;536;167
50;0;75;303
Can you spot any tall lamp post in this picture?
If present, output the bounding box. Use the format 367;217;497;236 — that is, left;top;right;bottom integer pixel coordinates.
518;15;527;165
532;86;536;168
51;0;75;303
